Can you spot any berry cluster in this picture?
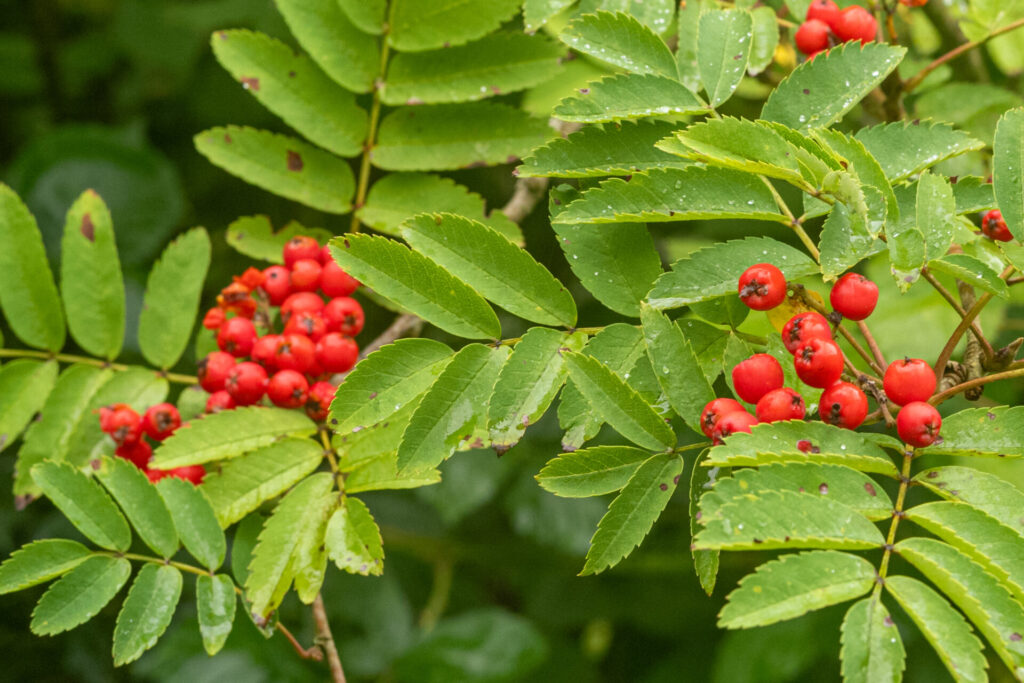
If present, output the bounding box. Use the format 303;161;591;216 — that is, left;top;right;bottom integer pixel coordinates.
700;263;943;448
795;1;877;57
98;403;204;483
198;236;364;421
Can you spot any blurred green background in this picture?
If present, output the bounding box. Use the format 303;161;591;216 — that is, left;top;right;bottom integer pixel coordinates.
2;1;1024;681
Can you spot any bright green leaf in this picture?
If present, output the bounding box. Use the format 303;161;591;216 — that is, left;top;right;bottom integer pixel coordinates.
690;448;722;595
325;496;384;576
156;478;226;571
928;253;1010;298
225;215;332;264
536;445;651;498
661;117;804;184
698;9;752;107
0;359;58;454
31;461;131;551
30;555;131;636
553;73;707;123
0;540;91;594
291;489;335;603
95;456;178;558
112;564;182;666
917;171;957;262
561;10;676;79
389;0;520;51
196;574;237;656
524;0;575;32
856;120;986;182
919;407;1024;459
274;0;377;93
840;597;906;683
914;465;1024;538
990;107;1024;240
337;0;386;34
748;7;779;76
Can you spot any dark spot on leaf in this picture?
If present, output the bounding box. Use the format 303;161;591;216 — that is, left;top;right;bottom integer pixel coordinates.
949;489;959;496
343;239;350;248
224;133;233;144
1012;633;1022;642
288;71;296;78
988;412;997;420
884;616;894;626
81;213;95;241
912;119;920;125
753;538;762;543
579;88;590;94
695;511;702;520
493;444;511;457
90;459;101;470
926;471;939;478
286;150;304;171
241;77;260;91
864;482;877;496
673;475;680;485
491;86;501;94
784;536;790;542
14;494;33;511
798;486;806;492
217;31;228;40
659;483;668;491
368;392;377;399
331;418;338;425
406;97;424;105
818;483;828;494
443;42;451;48
802;88;810;95
733;54;742;60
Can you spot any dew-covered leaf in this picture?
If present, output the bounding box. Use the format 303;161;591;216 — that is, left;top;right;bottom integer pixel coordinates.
697;9;752;108
840;597;906;683
196;573;236;656
914;465;1024;538
919;407;1024;458
993;108;1024;241
855;120;986;182
928;253;1010;299
553;73;707;123
560;10;676;79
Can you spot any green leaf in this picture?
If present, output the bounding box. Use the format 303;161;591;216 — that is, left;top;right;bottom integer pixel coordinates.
59;190;124;359
690;448;723;595
325;496;384;576
916;171;957;262
720;551;876;629
647;236;819;310
675;0;702;90
553;73;707;123
31;461;131;551
813;127;898;225
291;489;335;603
660;117;804;184
914;465;1024;538
560;10;676;79
703;421;900;476
897;537;1024;676
200;438;324;528
818;204;880;280
337;0;386;34
564;351;676;451
840;597;906;683
524;0;575;32
151;407;317;469
640;305;715;434
748;7;779;76
536;446;651;498
402;213;577;326
928;253;1010;298
329;233;501;339
0;184;65;351
388;0;520;51
488;328;587;449
225;215;332;264
953;176;997;215
245;472;334;618
992;107;1024;241
374;102;550;171
0;540;91;594
581;452;682;575
230;513;262;588
383;32;564;105
884;575;988;683
194;126;355;213
196;574;237;656
920;407;1024;459
95;456;178;558
856;120;986;182
554;167;787;225
762;42;906;131
698;9;752;107
274;0;378;93
112;564;182;666
30;555;131;636
0;359;58;454
211;30;367;156
138;227;211;370
357;173;521;242
907;501;1024;604
397;344;509;473
156;478;226;571
519;120;687;178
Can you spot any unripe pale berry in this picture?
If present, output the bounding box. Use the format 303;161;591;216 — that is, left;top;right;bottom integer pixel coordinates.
883;359;936;406
819;381;868;429
897;401;942;448
738;263;787;311
830;273;878;321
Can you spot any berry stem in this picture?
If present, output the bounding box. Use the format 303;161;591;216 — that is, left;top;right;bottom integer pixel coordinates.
919;267;994;359
312;593;347;683
759;176;821;261
856;320;887;371
0;348;198;384
934;291;994;380
791;286;883;375
929;365;1024;406
872;447;915;597
903;15;1024;93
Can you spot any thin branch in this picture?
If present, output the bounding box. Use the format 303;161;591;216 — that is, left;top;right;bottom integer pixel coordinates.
500;176;549;224
358;313;422;360
856;321;887;371
904;16;1024;93
934;292;993;380
0;348;197;385
312;594;346;683
418;558;455;632
929;366;1024;406
920;267;992;357
278;622;324;662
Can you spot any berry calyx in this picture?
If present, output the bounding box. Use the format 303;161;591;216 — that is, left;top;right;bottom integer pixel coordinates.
306;381;337;421
284;310;328;341
101;404;142;445
283;236;321;267
738;263;787;311
198;351;237;393
793;338;845;388
833;6;877;44
755;388;806;423
315;332;359;374
267;370;310;409
115;440;152;469
320;260;360;298
712;410;758;444
796;20;831;56
290;258;323;292
261;265;292;305
142;403;181;441
205;390;235;414
782;312;833;354
323;297;365;336
981;209;1013;242
217;316;258;357
896;401;942;448
819;382;868;429
806;0;840;28
700;398;746;437
883;358;937;406
830;273;878;321
225;361;268;406
732;354;785;404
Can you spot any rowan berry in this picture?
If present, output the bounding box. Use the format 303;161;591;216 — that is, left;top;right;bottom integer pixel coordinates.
284;310;328;341
147;465;206;485
306;381;336;421
896;401;942;448
782;312;832;354
225;361;268;406
217;316;258;357
833;6;876;44
101;404;142;445
205;390;235;413
280;292;324;324
261;265;292;305
235;266;265;290
198;351;236;393
320;261;360;298
732;354;785;404
830;273;878;321
267;370;310;409
115;440;152;469
793;337;844;388
819;381;868;429
899;0;927;6
283;235;320;267
323;297;365;336
883;358;936;406
251;333;281;369
318;244;333;264
274;334;317;374
756;388;806;423
700;398;746;438
981;210;1013;242
315;333;359;374
738;263;787;311
202;307;225;330
290;258;322;292
796;20;831;56
712;410;758;444
217;282;256;318
142;403;181;441
806;0;840;28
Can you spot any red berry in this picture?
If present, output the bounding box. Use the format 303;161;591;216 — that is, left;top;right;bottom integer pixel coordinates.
738;263;787;311
806;0;840;28
198;351;237;393
819;381;868;429
205;390;235;413
899;0;927;5
981;209;1013;242
700;398;746;438
147;465;206;485
115;439;152;469
834;6;876;44
274;334;317;374
284;311;328;341
896;401;942;448
142;403;181;441
883;358;936;406
267;370;310;409
782;312;833;354
830;273;878;321
306;381;336;421
202;307;225;330
290;258;323;293
251;334;281;370
712;410;758;444
226;361;268;406
323;297;365;336
280;292;324;325
102;404;142;445
795;20;831;56
732;354;785;404
315;333;359;374
261;265;292;305
756;388;806;423
236;267;265;291
217;316;258;357
283;235;321;267
320;260;360;297
794;338;845;388
318;244;333;265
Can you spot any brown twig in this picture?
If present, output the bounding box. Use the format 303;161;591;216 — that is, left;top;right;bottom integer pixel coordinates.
500;176;549;224
358;313;423;359
930;366;1024;406
312;594;346;683
934;292;993;380
277;622;324;662
919;267;992;358
904;15;1024;93
856;321;888;371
